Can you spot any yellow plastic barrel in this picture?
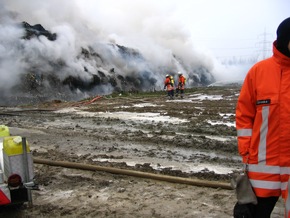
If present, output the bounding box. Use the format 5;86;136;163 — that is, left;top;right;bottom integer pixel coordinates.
0;125;9;137
3;136;30;156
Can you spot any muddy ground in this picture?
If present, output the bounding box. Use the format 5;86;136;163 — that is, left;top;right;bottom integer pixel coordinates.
0;87;285;217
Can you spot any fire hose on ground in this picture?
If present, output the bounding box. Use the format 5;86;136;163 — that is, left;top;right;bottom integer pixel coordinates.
33;158;233;190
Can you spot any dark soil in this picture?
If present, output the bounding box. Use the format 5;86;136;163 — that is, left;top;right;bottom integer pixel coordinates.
0;87;284;217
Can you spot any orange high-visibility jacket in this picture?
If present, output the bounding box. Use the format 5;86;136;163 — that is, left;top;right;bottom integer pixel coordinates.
164;77;174;91
178;75;186;90
236;41;290;198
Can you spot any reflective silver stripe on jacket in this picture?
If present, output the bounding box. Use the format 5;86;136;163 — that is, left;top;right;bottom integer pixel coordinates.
248;164;290;175
258;106;269;163
250;179;288;191
250;179;282;189
237;129;252;136
248;164;281;174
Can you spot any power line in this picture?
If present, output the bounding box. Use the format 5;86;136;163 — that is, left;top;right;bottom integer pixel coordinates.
255;29;273;59
192;37;259;41
210;47;256;50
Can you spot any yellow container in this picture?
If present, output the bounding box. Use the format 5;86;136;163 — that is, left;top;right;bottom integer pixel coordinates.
3;136;34;181
0;125;9;137
3;136;30;156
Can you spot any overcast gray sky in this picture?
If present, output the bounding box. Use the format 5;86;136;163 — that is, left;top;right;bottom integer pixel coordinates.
174;0;290;59
4;0;289;61
2;0;290;82
74;0;290;60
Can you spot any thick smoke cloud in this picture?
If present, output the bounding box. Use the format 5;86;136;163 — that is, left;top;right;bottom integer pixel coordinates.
0;0;244;105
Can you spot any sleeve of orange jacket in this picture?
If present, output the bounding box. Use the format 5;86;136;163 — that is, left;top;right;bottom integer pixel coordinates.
235;69;256;162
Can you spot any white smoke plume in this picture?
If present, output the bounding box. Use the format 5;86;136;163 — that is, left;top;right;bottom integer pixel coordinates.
0;0;244;104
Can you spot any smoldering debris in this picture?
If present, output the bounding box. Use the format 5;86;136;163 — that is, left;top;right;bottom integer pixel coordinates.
0;20;216;106
22;21;57;41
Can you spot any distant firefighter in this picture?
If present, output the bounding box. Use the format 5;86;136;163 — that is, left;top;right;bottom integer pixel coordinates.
175;72;186;98
164;74;174;100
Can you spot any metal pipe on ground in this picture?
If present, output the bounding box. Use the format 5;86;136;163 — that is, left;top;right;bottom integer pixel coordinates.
33;158;233;190
22;137;33;207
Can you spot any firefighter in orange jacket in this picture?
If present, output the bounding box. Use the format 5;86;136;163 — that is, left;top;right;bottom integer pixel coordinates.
235;17;290;218
164;74;174;99
175;72;186;98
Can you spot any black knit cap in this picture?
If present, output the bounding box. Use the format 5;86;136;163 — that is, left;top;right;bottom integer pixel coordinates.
276;17;290;57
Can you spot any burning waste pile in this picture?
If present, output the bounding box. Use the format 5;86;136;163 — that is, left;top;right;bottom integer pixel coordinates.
0;2;218;106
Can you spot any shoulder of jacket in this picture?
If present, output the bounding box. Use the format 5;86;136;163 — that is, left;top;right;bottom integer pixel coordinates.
249;57;274;71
